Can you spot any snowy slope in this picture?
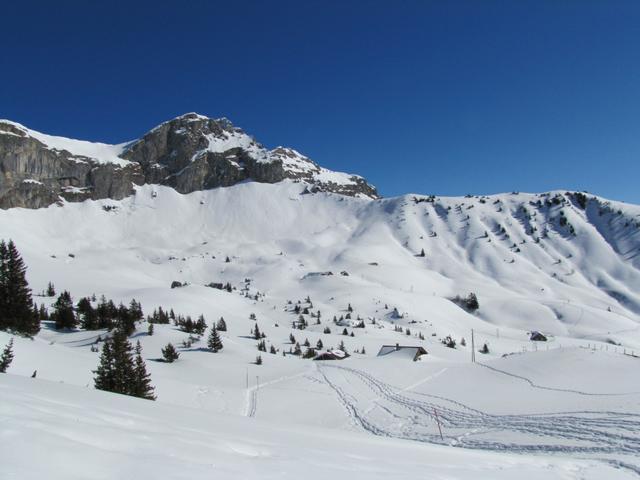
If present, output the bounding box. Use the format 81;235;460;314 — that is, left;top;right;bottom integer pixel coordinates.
3;374;632;480
1;181;639;476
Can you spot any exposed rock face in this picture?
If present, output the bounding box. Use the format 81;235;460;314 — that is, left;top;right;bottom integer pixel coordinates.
0;113;378;209
0;121;143;209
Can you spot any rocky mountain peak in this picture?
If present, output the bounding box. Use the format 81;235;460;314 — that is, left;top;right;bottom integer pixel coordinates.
0;114;378;209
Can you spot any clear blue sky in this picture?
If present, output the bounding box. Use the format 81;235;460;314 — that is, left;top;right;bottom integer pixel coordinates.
2;1;639;202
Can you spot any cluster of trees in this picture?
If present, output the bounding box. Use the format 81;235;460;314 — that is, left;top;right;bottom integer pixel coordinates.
175;314;207;335
451;293;479;312
0;240;40;336
94;331;155;400
53;294;144;335
147;307;172;324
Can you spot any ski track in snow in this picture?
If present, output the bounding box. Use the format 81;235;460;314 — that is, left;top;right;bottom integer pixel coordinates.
476;361;640;396
245;370;309;418
317;364;640;469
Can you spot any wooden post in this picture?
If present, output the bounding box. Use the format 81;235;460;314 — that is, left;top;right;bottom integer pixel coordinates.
433;408;444;441
471;329;475;363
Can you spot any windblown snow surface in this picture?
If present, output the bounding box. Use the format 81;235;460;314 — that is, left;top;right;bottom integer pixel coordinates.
1;181;639;478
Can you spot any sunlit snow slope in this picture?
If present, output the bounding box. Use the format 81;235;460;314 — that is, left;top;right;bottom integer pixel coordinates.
1;181;640;477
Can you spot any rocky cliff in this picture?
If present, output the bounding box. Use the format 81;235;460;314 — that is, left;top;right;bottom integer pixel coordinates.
0;113;378;209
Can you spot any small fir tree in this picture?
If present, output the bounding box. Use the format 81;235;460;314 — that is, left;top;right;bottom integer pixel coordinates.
52;291;77;330
207;326;223;352
216;317;227;331
133;341;156;399
0;338;14;373
162;343;179;362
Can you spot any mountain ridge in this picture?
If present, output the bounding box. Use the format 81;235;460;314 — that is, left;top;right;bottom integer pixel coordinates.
0;113;378;209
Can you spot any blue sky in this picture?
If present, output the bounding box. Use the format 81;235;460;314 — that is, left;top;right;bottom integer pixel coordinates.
2;1;639;202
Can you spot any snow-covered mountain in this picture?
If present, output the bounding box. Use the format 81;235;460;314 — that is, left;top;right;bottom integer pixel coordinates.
1;119;640;478
0;113;377;208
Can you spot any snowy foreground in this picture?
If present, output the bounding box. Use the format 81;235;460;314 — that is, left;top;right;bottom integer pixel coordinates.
1;181;639;477
1;374;634;480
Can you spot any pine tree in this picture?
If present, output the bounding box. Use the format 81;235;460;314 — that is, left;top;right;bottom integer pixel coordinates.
0;240;39;335
207;326;223;352
0;338;14;373
46;281;56;297
94;338;116;393
115;302;135;336
253;323;261;340
133;341;156;399
52;291;77;330
77;297;98;330
147;323;154;336
316;339;323;350
216;317;227;331
255;355;262;365
269;345;277;354
129;299;143;322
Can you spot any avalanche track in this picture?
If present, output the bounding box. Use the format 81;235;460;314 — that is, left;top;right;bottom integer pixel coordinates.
317;364;640;470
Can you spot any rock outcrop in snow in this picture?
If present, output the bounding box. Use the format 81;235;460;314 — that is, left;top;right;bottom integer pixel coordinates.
0;113;378;208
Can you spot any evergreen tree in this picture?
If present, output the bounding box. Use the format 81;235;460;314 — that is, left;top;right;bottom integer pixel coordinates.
216;317;227;331
115;302;135;336
46;281;56;297
129;299;144;322
293;342;302;356
77;297;98;330
194;314;207;335
133;341;156;400
269;345;277;354
38;303;49;321
255;355;262;365
316;339;323;350
0;240;39;335
0;338;14;373
253;323;261;340
52;291;77;330
207;326;223;352
147;323;154;336
94;338;116;393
